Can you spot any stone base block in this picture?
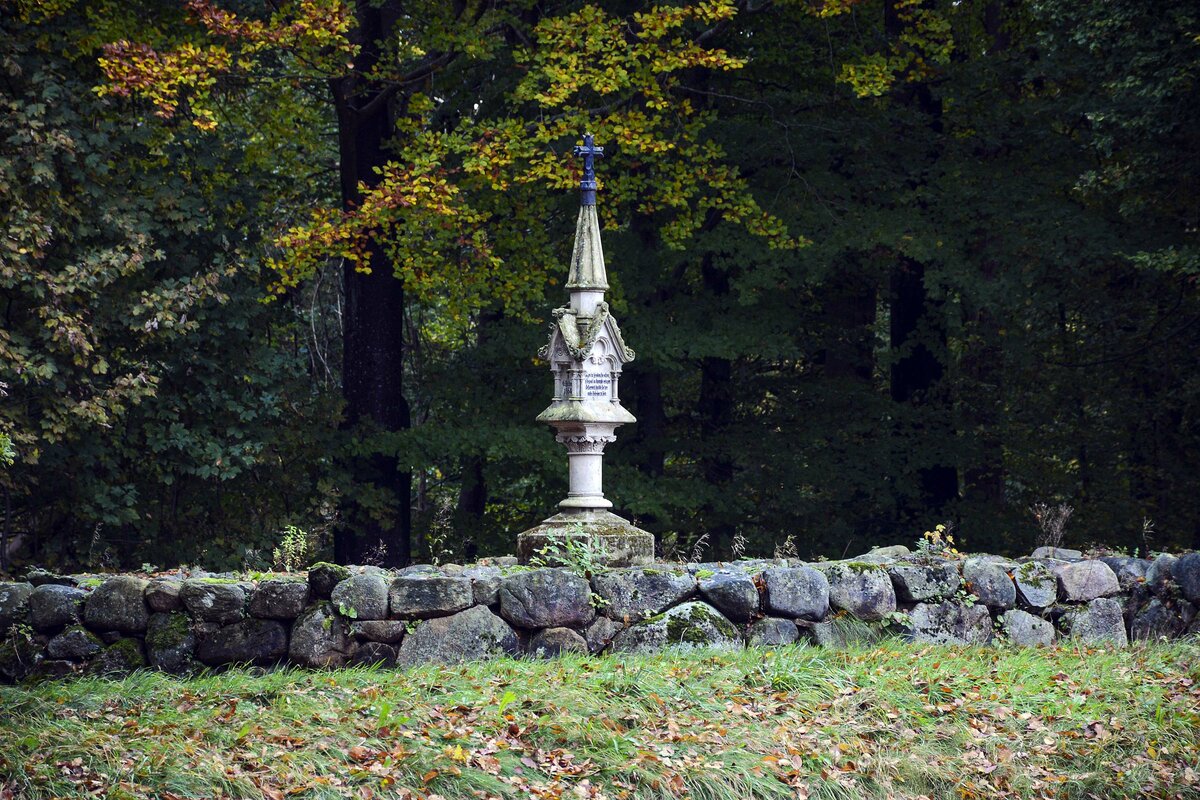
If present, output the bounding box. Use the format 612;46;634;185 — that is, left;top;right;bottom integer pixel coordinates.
517;510;654;567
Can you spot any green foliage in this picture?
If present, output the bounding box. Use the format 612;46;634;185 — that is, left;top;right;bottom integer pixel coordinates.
271;525;310;573
527;529;609;577
1;0;1198;571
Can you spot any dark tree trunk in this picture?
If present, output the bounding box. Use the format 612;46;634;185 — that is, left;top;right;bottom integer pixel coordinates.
819;265;876;383
632;368;667;477
332;1;411;566
885;0;958;516
698;252;735;554
890;258;959;511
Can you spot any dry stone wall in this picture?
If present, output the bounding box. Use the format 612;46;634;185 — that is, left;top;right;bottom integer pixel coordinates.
2;547;1198;682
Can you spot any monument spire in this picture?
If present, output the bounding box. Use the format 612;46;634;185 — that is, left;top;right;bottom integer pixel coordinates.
566;133;608;292
517;132;653;567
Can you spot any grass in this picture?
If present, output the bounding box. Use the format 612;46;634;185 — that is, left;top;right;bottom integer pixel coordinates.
1;640;1198;799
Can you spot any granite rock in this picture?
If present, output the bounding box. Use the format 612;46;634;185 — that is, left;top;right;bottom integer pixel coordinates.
610;602;740;653
398;605;518;665
761;566;829;621
389;576;474;619
331;573;389;620
180;580;246;624
1002;609;1054;646
908;601;992;645
698;571;760;623
83;577;149;634
591;568;694;620
1054;561;1120;602
888;561;961;603
29;584;86;631
529;627;588;657
963;557;1016;610
500;569;594;629
289;602;355;668
249;580;310;619
195;618;288;666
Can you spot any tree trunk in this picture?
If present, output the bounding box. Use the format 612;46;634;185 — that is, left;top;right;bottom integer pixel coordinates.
886;0;958;517
332;1;411;566
698;252;735;555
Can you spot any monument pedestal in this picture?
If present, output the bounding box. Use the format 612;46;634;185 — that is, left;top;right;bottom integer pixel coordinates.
517;509;654;567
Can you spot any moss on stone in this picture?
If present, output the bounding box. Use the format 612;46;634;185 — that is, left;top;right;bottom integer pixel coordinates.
308;562;351;580
841;561;887;573
664;604;738;645
146;613;191;651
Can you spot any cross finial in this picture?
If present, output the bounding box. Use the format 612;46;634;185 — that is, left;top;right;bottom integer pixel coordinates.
572;133;604;205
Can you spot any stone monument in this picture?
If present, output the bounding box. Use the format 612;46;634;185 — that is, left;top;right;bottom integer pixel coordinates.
516;134;655;566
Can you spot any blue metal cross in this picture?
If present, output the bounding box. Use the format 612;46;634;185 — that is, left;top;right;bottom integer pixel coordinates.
572;133;604;205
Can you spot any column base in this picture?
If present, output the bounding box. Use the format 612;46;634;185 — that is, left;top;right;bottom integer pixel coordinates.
517;509;654;567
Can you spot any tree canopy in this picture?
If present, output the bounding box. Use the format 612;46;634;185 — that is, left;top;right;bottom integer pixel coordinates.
1;0;1197;570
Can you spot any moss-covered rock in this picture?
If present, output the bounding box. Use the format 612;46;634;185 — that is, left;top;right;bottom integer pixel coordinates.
46;625;102;660
308;563;352;600
146;612;196;674
610;601;740;653
289;602;354;668
82;576;149;634
87;637;146;676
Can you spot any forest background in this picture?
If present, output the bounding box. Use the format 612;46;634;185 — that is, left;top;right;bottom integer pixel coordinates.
1;0;1197;572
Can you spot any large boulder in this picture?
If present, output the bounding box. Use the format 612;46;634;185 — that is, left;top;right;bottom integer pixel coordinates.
0;582;33;634
29;584;86;631
698;571;760;623
1013;562;1058;610
1171;553;1200;604
1131;599;1184;642
591;567;694;620
1145;554;1177;595
962;558;1016;610
747;617;800;647
46;625;103;660
907;601;992;645
528;627;588;657
145;612;196;674
195;618;289;666
389;576;474;619
331;573;389;620
1097;557;1149;592
817;563;895;621
249;580;310;619
499;569;594;629
761;567;829;620
1062;597;1128;646
83;576;149;633
1002;610;1054;647
1053;561;1120;602
397;605;518;665
180;581;246;624
610;602;740;653
144;580;183;613
888;561;961;603
289;602;355;668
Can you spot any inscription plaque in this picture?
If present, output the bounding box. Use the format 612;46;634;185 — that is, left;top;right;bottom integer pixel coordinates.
584;373;610;399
